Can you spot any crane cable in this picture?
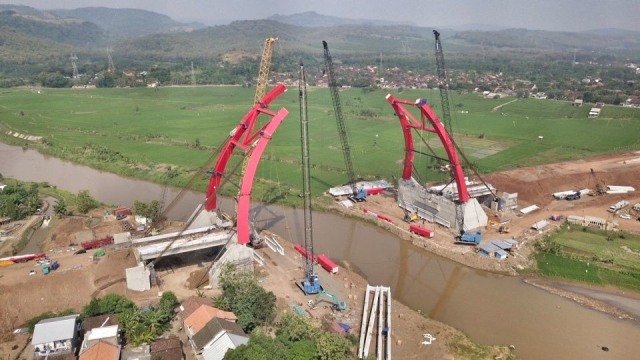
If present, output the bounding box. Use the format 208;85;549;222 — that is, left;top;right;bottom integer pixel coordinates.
146;133;251;268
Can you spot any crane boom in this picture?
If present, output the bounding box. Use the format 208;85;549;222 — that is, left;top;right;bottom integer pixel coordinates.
322;40;365;201
254;37;278;104
433;30;454;138
299;61;320;295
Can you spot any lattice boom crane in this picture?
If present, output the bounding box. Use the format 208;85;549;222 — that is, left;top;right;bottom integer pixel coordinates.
254;37;278;105
322;40;366;201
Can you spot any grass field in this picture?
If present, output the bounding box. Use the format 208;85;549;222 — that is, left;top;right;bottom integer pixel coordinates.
1;86;640;205
535;226;640;291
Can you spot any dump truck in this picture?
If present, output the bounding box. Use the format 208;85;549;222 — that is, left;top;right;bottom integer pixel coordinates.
458;231;482;245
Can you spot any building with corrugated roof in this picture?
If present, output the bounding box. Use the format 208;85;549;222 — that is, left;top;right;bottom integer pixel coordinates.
31;314;81;357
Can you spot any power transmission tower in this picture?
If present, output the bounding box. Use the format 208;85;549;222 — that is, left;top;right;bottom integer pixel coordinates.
70;53;79;79
191;61;196;86
107;49;115;73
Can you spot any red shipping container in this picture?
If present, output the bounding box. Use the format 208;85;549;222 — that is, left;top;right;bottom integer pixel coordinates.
377;213;393;223
409;224;434;238
294;244;316;261
317;254;339;274
366;187;384;195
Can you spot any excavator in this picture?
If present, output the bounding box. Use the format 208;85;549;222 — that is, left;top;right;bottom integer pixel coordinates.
308;290;347;311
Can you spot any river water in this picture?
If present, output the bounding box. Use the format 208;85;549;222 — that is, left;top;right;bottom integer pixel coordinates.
2;142;640;360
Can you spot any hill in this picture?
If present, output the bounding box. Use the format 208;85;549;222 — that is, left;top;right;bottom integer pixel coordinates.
53;7;205;39
453;28;640;51
267;11;414;27
0;8;104;47
0;27;74;77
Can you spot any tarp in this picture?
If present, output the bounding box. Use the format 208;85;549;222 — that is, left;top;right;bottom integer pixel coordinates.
532;220;549;231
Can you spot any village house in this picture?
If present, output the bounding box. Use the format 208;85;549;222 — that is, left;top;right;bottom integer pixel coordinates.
188;317;248;359
31;314;82;357
150;336;184;360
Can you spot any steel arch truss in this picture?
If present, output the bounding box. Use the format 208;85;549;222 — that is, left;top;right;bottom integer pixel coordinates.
385;94;469;203
205;84;287;212
205;84;288;245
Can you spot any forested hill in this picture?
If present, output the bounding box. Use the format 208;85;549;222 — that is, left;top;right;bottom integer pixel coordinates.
0;9;104;47
453;28;640;51
53;7;205;39
0;4;202;45
267;11;413;27
115;19;436;62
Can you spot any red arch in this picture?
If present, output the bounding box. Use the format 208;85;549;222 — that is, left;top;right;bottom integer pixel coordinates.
236;108;289;245
205;84;287;211
385;94;469;203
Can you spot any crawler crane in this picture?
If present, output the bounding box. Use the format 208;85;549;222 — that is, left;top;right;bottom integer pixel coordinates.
298;61;321;295
323;40;367;202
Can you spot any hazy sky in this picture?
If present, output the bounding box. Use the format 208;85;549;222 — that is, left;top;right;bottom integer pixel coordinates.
2;0;639;31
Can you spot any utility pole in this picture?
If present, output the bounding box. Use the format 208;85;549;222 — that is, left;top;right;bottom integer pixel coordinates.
107;49;115;73
191;61;196;86
70;53;79;79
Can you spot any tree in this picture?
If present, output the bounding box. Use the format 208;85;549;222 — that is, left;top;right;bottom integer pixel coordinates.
133;199;163;221
276;313;318;345
213;264;277;333
224;330;289;360
96;293;137;315
96;72;117;88
0;183;41;220
159;291;178;314
150;67;171;84
39;72;70;88
315;332;351;360
75;190;98;214
53;198;69;217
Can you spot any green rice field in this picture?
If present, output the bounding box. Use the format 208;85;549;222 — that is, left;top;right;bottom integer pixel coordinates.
1;86;640;204
535;226;640;291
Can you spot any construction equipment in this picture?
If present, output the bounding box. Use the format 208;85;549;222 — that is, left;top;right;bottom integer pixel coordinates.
433;30;498;234
254;36;278;105
433;30;453;137
322;40;367;202
298;61;321;295
403;211;418;223
434;30;467;235
318;289;347;311
458;231;482;245
498;225;510;234
590;168;607;196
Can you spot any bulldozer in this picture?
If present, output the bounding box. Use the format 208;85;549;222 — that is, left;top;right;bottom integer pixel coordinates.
498;225;510;234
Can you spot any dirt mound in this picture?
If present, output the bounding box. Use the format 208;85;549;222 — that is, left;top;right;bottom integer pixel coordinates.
484;152;640;207
185;268;209;289
91;248;137;285
48;217;87;249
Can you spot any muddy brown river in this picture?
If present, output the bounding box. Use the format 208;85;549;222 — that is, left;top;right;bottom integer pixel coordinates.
2;142;640;359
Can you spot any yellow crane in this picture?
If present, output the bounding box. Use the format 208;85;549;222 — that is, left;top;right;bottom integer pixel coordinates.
254;36;278;104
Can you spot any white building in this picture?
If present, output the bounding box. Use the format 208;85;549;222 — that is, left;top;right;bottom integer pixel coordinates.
32;314;81;357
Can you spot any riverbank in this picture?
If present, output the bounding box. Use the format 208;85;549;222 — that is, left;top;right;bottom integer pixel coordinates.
4;141;640;359
523;276;639;322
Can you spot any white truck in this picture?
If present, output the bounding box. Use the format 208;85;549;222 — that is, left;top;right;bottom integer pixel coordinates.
608;200;629;213
633;203;640;211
